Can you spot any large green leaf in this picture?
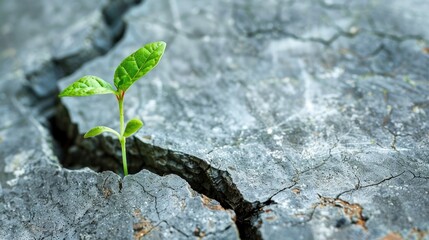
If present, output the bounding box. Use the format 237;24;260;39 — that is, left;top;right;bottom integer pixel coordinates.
114;41;166;91
123;118;144;137
84;126;120;138
59;76;116;97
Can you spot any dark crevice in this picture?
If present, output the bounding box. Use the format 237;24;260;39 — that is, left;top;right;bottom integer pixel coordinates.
25;0;143;101
103;0;142;41
43;0;261;238
40;0;143;172
53;100;272;239
262;182;298;206
26;0;142;143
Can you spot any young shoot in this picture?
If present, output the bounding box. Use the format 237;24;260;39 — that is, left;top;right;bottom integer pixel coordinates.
59;41;166;176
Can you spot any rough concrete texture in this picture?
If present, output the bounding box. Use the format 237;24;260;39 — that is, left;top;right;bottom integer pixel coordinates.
0;0;239;239
0;77;59;188
58;0;429;239
1;0;429;239
0;168;238;239
0;0;141;98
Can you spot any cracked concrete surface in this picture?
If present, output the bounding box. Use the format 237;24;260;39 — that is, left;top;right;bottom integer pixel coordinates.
58;0;429;238
0;168;238;239
0;0;239;239
1;0;142;106
1;0;429;239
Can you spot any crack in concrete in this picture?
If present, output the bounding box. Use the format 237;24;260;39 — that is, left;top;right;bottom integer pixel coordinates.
318;195;368;230
371;31;426;44
366;43;393;61
263;182;298;206
289;171;410;230
25;0;143;102
211;138;339;237
55;118;269;238
244;25;358;48
292;202;320;226
290;194;368;231
101;174;115;199
384;127;413;152
366;9;428;44
79;135;251;203
335;171;406;199
39;1;429;239
408;170;429;180
235;1;361;48
133;180;161;221
54;119;255;238
299;139;339;176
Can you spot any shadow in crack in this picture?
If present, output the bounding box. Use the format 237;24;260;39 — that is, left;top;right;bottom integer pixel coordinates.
51;101;262;240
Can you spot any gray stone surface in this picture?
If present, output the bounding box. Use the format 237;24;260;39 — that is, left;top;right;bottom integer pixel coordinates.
0;0;139;182
0;79;239;239
0;77;59;188
0;169;238;239
1;0;429;239
0;0;140;98
58;0;429;239
0;0;239;239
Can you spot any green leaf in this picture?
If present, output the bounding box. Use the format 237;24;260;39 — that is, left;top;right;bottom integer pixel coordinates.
59;75;116;97
84;126;120;138
123;118;144;137
114;41;166;91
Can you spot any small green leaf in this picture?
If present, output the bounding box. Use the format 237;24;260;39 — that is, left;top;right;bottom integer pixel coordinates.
59;75;116;97
123;118;144;137
114;41;166;91
84;126;120;138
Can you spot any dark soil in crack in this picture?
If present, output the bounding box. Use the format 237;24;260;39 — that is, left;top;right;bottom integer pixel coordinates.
51;100;265;239
38;0;264;237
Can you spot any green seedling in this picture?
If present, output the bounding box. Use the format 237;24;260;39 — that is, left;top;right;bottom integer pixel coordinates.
59;41;166;176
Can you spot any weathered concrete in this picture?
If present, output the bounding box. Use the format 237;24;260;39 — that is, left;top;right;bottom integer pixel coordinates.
0;0;239;239
0;0;141;98
1;0;429;239
58;0;429;239
0;168;238;239
0;76;240;239
0;78;59;188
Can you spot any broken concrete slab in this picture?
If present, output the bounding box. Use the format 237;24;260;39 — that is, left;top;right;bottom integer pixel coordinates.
0;0;141;185
0;78;239;239
1;0;239;239
0;168;239;239
58;0;429;238
0;76;60;188
0;0;141;98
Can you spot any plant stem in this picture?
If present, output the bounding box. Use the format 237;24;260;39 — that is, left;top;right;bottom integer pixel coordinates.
120;137;128;176
118;95;128;176
119;95;125;135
